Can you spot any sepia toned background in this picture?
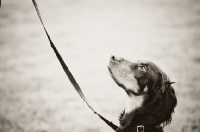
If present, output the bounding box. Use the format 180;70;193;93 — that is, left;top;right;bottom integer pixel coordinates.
0;0;200;132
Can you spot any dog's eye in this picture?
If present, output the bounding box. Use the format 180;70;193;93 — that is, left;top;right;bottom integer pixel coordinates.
138;65;146;72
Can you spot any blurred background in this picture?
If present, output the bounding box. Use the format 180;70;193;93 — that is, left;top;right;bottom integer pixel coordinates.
0;0;200;132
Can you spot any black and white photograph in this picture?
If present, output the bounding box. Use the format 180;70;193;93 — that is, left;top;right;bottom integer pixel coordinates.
0;0;199;132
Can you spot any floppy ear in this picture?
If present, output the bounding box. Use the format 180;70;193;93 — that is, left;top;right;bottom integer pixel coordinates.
151;69;177;126
157;70;175;94
145;65;177;126
148;64;171;92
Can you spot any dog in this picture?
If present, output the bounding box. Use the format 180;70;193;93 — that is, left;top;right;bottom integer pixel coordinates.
108;55;177;132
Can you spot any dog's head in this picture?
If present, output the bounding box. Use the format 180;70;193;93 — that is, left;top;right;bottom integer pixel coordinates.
108;55;162;95
108;55;177;126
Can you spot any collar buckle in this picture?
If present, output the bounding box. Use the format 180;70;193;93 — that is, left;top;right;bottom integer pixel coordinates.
137;125;144;132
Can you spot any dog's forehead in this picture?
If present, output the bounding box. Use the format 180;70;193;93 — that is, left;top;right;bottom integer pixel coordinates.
133;60;160;72
134;60;154;65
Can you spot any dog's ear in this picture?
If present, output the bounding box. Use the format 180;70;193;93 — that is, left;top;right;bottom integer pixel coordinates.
157;69;175;94
147;65;164;91
151;69;177;126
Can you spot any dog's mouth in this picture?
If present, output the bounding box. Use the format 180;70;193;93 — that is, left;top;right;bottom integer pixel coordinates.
107;65;126;89
107;66;113;75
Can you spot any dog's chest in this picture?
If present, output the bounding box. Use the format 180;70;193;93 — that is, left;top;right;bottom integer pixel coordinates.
125;95;144;113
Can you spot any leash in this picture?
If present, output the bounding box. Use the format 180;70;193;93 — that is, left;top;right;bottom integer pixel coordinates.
32;0;118;130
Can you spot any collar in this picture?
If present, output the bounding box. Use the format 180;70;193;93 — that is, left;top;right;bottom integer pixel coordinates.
129;124;160;132
137;125;144;132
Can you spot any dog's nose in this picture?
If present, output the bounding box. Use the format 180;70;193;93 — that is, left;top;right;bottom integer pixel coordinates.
110;55;124;62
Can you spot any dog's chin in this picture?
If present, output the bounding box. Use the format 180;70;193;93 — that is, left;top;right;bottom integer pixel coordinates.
107;66;126;89
108;66;140;95
107;66;112;75
108;65;147;97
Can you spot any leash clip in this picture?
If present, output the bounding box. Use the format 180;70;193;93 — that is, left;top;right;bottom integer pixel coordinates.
137;125;144;132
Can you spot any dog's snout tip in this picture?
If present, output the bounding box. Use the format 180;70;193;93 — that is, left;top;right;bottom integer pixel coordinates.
110;55;124;62
110;55;116;61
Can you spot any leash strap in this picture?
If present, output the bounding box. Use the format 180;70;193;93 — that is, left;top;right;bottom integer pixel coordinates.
32;0;118;130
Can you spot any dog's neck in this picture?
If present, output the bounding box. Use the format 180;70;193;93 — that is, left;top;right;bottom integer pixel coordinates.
125;93;144;114
119;93;145;130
